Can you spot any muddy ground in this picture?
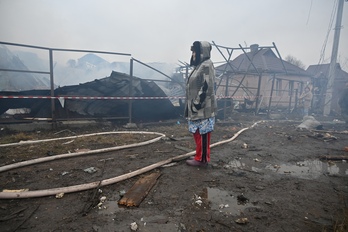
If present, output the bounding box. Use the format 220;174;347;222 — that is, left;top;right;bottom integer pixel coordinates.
0;114;347;232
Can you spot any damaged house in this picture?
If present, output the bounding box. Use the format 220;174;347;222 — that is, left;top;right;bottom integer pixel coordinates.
214;44;312;115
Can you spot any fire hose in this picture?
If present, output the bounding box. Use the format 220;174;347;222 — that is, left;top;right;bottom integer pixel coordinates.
0;121;262;199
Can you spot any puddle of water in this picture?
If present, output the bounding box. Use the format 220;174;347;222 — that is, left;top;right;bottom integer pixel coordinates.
224;159;264;173
97;201;180;232
202;187;250;215
225;158;348;179
266;160;348;179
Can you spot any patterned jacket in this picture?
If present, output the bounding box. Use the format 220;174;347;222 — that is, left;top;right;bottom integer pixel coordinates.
184;41;217;120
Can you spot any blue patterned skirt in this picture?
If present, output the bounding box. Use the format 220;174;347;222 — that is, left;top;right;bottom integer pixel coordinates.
188;117;215;134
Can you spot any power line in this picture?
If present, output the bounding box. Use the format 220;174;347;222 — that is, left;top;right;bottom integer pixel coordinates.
306;0;313;25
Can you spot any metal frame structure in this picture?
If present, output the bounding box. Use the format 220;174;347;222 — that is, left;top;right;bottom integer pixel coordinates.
0;41;181;126
211;41;311;119
1;40;315;125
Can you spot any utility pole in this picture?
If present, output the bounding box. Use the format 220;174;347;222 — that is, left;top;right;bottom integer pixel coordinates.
323;0;345;115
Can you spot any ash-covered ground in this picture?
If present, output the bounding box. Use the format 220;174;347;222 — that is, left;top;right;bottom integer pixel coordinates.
0;115;347;232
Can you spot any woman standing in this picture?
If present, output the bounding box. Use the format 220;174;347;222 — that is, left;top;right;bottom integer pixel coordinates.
185;41;217;166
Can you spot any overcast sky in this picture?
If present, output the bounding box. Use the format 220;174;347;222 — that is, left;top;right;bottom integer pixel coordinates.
0;0;347;71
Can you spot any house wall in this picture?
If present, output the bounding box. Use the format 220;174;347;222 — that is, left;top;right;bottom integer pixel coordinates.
215;73;312;110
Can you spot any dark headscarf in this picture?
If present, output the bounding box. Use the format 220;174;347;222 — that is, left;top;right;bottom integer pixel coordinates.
190;41;201;66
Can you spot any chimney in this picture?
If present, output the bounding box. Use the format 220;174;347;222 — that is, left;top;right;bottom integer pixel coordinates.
250;44;259;53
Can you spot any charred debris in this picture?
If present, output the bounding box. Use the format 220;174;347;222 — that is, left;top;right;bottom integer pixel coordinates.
0;71;184;123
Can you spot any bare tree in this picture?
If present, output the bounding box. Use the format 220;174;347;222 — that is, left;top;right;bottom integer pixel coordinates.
285;55;306;70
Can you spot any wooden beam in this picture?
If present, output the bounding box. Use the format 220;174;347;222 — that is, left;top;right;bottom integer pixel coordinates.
118;172;161;207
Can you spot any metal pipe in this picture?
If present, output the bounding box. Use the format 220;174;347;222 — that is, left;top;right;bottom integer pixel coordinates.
238;44;260;76
0;69;50;74
128;58;134;123
272;42;288;75
49;49;56;128
255;74;262;114
131;58;173;81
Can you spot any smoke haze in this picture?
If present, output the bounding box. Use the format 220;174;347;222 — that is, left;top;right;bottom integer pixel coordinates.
0;0;347;71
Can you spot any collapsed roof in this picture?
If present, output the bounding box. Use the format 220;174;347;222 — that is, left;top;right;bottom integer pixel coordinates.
0;71;181;122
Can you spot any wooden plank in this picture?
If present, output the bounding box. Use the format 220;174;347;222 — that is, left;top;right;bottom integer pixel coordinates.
118;172;161;207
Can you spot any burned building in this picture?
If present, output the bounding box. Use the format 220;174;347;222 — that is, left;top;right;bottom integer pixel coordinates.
214;43;313;116
0;71;182;122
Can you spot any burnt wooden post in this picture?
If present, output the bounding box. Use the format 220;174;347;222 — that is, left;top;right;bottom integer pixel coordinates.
288;81;294;113
267;74;276;118
294;88;299;109
255;73;262;114
223;76;230;120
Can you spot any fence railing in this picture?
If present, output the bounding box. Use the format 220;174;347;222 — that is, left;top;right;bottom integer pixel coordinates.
0;41;181;126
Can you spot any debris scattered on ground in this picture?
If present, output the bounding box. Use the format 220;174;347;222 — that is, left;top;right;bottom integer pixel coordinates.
235;217;249;224
0;120;347;231
319;155;348;161
297;116;322;130
46;151;55;156
97;196;107;209
194;194;203;206
161;162;177;167
124;123;137;129
55;193;64;199
219;204;229;209
83;167;98;174
255;186;265;190
327;160;336;166
98;158;114;162
308;132;338;141
118;190;126;197
130;221;138;231
237;194;249;204
62;140;74;145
